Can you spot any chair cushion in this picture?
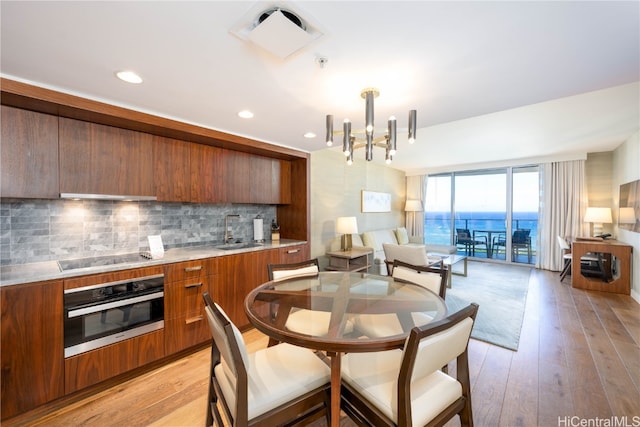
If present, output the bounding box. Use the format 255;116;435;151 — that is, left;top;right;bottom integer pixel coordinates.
286;309;354;336
271;265;319;281
395;227;410;245
342;350;462;427
215;343;330;420
362;230;399;252
383;243;430;266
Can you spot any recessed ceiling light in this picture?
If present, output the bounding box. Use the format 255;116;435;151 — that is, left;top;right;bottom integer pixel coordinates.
303;132;316;138
115;70;143;84
238;110;254;119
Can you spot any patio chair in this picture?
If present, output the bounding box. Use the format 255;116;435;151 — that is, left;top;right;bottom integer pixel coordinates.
493;229;532;263
455;228;487;256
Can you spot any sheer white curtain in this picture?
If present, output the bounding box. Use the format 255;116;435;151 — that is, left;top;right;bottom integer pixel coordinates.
538;160;589;271
406;175;426;241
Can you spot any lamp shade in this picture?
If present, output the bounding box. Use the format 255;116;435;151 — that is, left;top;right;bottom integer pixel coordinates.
619;207;636;224
584;207;612;224
336;216;358;234
404;199;423;212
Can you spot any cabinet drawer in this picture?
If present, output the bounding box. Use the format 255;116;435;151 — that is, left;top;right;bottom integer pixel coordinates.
164;276;213;320
164;258;217;281
64;329;164;394
279;244;309;263
164;313;210;355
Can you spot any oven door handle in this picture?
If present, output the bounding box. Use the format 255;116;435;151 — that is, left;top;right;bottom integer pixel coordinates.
67;291;164;318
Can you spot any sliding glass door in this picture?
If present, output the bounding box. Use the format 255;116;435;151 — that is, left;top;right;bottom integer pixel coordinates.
424;166;539;265
454;170;507;259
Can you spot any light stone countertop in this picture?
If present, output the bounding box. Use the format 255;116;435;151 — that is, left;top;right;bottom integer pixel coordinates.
0;239;306;287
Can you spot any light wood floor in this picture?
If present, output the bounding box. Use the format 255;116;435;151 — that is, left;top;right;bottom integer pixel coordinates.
4;268;640;427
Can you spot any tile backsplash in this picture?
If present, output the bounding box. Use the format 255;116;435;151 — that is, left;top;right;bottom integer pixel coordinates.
0;199;276;265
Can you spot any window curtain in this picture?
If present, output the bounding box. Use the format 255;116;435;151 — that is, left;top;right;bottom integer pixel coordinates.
538;160;589;271
406;175;426;242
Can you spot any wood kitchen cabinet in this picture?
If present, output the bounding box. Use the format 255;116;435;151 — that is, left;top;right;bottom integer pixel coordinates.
225;149;251;202
59;117;155;197
190;143;225;203
1;280;64;419
163;259;216;354
278;243;309;263
250;157;292;204
0;106;59;198
214;249;280;329
153;135;191;202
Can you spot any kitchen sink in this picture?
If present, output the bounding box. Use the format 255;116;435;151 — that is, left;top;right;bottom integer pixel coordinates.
215;242;263;250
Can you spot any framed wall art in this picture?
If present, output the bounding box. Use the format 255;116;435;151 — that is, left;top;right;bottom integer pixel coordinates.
619;179;639;233
361;190;391;213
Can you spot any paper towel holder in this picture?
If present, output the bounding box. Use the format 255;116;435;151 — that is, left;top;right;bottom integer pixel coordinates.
254;215;265;243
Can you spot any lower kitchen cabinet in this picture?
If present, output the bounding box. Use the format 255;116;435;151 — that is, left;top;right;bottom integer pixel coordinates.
163;259;217;354
64;329;164;394
278;243;309;263
214;249;280;329
1;280;64;419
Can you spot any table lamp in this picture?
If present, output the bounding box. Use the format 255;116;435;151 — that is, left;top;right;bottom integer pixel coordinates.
336;216;358;251
584;207;612;236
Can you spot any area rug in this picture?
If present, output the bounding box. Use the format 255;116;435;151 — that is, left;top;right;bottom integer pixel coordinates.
445;261;532;351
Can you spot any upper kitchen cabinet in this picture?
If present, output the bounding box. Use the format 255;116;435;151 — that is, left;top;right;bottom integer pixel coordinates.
59;118;155;197
225;149;251;203
190;143;225;203
153;135;191;202
250;156;291;204
1;106;59;198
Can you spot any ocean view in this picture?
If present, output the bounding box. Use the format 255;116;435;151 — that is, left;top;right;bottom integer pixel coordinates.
424;211;538;251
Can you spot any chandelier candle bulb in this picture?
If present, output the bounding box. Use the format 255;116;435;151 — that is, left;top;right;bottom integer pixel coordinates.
365;90;374;134
343;119;351;156
326;115;333;146
408;109;417;143
388;116;397;155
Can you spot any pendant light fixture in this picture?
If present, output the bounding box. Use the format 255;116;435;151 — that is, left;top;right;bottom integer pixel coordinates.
325;88;416;165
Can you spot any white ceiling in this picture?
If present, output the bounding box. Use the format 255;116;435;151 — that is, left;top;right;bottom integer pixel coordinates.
2;1;639;174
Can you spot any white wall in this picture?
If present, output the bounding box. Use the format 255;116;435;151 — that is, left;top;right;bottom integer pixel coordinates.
612;131;640;302
310;149;405;268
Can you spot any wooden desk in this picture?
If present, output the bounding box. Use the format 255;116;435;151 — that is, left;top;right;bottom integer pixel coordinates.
571;239;632;294
244;271;447;427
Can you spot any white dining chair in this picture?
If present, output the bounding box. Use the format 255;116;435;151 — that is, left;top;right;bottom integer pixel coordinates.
341;303;479;427
267;259;355;344
355;260;448;338
203;292;331;427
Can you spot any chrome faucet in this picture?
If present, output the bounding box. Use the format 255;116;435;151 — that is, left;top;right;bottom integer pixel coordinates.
224;214;240;243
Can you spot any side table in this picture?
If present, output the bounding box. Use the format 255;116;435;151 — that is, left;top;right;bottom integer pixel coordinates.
325;249;372;272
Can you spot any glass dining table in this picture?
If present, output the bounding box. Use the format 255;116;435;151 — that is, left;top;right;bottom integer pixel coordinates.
244;271;448;427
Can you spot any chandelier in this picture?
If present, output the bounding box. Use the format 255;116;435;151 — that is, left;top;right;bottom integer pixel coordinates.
325;88;416;165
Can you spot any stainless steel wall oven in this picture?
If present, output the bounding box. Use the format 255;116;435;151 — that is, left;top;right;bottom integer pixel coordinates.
63;274;164;358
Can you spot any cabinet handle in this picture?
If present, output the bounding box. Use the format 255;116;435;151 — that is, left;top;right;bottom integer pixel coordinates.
185;315;204;324
184;266;202;272
287;249;300;254
184;282;203;289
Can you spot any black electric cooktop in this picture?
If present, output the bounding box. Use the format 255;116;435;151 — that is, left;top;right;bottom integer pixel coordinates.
58;253;149;271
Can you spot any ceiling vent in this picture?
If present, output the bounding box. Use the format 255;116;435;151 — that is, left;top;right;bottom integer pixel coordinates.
230;4;323;59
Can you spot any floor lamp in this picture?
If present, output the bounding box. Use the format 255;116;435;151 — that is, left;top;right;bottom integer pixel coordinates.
405;199;423;237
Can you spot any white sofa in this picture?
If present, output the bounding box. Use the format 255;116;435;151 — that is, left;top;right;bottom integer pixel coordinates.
352;227;457;275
